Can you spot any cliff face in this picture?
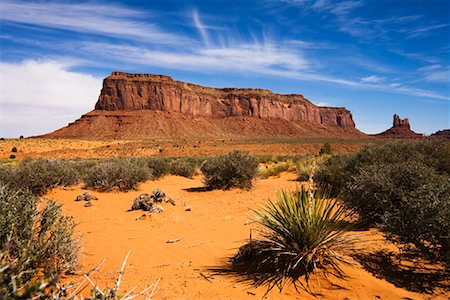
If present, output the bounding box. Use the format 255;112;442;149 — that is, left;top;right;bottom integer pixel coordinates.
95;72;355;128
42;72;365;139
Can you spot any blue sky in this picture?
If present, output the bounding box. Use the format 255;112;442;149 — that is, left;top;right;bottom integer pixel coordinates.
1;0;449;137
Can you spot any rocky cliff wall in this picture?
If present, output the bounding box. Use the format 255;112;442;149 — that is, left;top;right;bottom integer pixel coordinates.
94;72;356;128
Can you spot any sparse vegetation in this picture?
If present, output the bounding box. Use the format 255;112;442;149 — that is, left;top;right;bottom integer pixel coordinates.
201;150;258;190
232;187;357;292
0;158;81;195
9;155;15;159
11;147;17;153
0;186;79;298
316;139;450;263
259;160;295;179
319;142;332;155
84;158;150;192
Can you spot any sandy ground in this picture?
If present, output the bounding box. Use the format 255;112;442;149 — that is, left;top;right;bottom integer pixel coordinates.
0;138;371;160
46;174;448;300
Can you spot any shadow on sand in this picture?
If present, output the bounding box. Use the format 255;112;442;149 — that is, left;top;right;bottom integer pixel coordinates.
183;186;212;192
353;250;449;294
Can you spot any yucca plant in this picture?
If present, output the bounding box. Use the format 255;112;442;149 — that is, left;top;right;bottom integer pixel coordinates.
232;187;357;293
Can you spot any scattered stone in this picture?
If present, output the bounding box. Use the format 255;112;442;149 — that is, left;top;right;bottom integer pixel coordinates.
136;213;148;220
151;189;176;205
76;192;98;201
166;237;182;243
84;201;93;207
131;193;165;213
131;193;154;211
184;207;191;212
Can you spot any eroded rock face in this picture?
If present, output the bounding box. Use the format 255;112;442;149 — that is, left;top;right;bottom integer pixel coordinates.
95;72;355;128
393;114;411;129
42;72;365;139
375;114;422;139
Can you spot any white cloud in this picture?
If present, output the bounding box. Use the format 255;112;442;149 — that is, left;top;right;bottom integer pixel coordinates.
82;41;309;72
0;60;102;137
424;70;449;83
0;1;185;44
361;75;384;83
192;9;210;46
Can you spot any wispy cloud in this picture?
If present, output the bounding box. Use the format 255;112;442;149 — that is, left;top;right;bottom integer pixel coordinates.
192;9;210;46
424;71;449;83
361;75;384;83
401;23;449;38
77;40;449;101
0;0;186;44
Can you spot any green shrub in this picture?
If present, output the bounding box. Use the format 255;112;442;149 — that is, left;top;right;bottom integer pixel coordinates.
201;150;258;190
0;158;81;195
233;187;357;291
315;139;450;263
345;162;450;261
144;157;170;179
84;158;151;191
0;186;79;297
319;142;332;155
11;147;17;153
168;158;198;178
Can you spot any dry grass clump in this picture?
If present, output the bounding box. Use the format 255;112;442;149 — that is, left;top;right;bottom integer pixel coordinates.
259;160;296;179
0;185;80;298
201;150;258;190
232;186;357;293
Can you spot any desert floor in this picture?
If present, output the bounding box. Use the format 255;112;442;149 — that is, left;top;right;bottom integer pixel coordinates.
0;138;377;160
46;173;448;300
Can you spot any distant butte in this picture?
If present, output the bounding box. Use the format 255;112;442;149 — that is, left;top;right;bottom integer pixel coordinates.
374;114;423;139
41;72;366;139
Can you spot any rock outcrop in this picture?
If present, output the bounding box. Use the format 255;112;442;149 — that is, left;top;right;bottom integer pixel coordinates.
375;114;423;139
431;129;450;140
42;72;365;139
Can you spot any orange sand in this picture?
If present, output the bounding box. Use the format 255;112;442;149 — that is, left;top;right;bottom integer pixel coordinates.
0;138;370;160
46;174;447;299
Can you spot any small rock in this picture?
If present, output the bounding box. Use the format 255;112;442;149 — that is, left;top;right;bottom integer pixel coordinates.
84;201;93;207
166;197;176;206
184;207;191;212
75;192;98;202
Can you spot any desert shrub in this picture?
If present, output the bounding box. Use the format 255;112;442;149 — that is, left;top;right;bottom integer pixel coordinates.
233;187;356;291
9;155;15;159
84;158;151;191
0;158;81;195
315;139;450;263
19;136;24;139
144;157;170;179
315;154;354;196
11;147;17;153
168;158;198;178
319;142;332;155
201;150;258;190
259;160;295;179
0;186;79;297
345;162;450;261
69;159;98;179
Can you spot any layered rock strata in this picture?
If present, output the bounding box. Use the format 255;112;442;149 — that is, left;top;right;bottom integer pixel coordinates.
42;72;364;139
